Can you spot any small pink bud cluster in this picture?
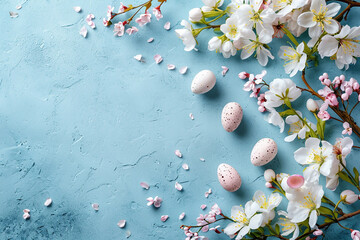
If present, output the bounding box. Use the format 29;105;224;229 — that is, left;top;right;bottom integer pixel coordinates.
240;71;268;112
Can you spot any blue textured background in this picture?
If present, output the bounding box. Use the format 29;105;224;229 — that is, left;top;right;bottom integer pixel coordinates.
1;0;360;239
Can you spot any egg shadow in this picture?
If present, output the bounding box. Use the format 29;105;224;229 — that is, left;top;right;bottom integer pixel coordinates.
231;115;250;138
202;84;222;101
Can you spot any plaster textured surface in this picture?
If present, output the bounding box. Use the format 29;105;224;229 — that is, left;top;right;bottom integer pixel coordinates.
0;0;360;239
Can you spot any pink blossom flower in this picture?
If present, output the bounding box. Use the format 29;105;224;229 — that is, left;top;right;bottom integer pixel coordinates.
319;73;331;86
313;229;323;236
114;21;126;37
243;77;256;92
250;87;260;98
103;18;110;27
135;11;151;26
126;26;138;35
351;230;360;240
153;7;163;21
147;196;162;208
119;3;128;13
210;203;221;215
318;110;330;120
210;225;222;234
342;122;353;135
238;71;250;79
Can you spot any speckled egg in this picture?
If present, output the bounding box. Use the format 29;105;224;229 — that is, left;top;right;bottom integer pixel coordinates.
191;70;216;94
217;163;242;192
221;102;243;132
251;138;278;166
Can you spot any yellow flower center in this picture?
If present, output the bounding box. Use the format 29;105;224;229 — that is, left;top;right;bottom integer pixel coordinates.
311;5;332;30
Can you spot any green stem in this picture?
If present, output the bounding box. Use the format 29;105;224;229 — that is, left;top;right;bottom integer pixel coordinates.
205;11;226;24
281;27;299;46
289;107;318;138
339;157;360;192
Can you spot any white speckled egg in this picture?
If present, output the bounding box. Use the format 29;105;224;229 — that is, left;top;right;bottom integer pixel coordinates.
217;163;242;192
191;70;216;94
221;102;243;132
251;138;278;166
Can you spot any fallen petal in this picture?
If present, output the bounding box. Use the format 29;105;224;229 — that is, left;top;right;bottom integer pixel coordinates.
167;64;176;70
23;209;30;213
182;163;189;170
88;21;96;29
92;203;99;211
134;54;143;62
126;230;131;238
9;11;18;18
200;158;205;162
147;38;154;43
189;113;194;120
179;212;185;220
154;54;163;64
79;26;87;38
117;219;126;228
205;188;212;198
164;21;170;30
175;150;182;158
23;212;30;220
175;182;183;191
16;5;22;10
161;215;169;222
140;182;150;190
44;198;52;207
179;66;188;75
73;6;81;12
201;204;207;210
222;66;229;76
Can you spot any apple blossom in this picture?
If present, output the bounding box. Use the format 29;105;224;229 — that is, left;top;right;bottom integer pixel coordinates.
277;211;300;239
278;42;307;77
265;108;285;133
221;40;237;58
189;8;203;22
175;20;196;52
342;122;353;135
252;190;282;226
208;37;222;52
284;112;315;142
272;0;308;17
220;15;243;41
264;78;301;108
340;190;359;204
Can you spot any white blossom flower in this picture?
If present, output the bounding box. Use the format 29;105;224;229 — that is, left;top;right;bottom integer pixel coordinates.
202;0;224;12
236;0;276;36
278;42;307;77
208;37;222;52
297;0;340;39
264;78;302;108
221;40;237;58
294;138;338;183
227;0;247;16
224;201;263;240
284;112;315;142
277;211;300;240
237;29;274;66
175;20;196;51
318;25;360;69
220;15;243;40
189;8;203;22
272;0;308;17
252;190;282;226
264;108;285;133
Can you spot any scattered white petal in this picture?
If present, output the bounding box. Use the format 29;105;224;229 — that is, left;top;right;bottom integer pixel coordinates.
140;182;150;190
201;204;207;210
88;21;96;29
179;66;188;75
167;64;176;70
44;198;52;207
154;54;163;64
117;220;126;228
222;66;229;76
189;113;194;120
23;212;30;220
175;150;182;158
147;38;154;43
134;54;143;62
205;188;212;198
79;26;87;38
92;203;99;211
175;182;183;191
161;215;169;222
179;212;185;220
126;230;131;238
73;6;81;12
9;11;18;18
182;163;189;170
200;158;205;162
164;21;171;30
16;5;22;10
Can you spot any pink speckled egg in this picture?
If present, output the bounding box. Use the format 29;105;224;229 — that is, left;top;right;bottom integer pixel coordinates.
251;138;278;166
221;102;243;132
217;163;242;192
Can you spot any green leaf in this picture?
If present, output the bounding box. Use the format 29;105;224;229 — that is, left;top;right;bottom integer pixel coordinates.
318;206;334;216
339;171;354;185
275;224;280;235
354;167;359;185
258;227;264;234
324;217;333;223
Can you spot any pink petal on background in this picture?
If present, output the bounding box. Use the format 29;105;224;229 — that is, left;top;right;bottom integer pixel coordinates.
175;182;183;191
201;204;207;210
179;66;188;75
179;212;185;220
134;54;143;62
222;66;229;76
44;198;52;207
182;163;189;170
9;11;19;18
189;113;194;120
164;21;170;30
23;209;30;213
117;220;126;228
140;182;150;190
23;212;30;220
167;64;176;70
175;149;182;158
88;21;96;29
200;158;205;162
161;215;169;222
79;26;87;38
147;38;154;43
287;175;305;189
73;6;81;12
154;54;163;64
205;188;212;198
92;203;99;211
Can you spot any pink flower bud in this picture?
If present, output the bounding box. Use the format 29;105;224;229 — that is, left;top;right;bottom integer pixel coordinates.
351;230;360;240
265;182;273;188
313;229;323;236
238;72;249;79
341;190;358;204
287;174;304;189
306;99;319;112
342;93;349;101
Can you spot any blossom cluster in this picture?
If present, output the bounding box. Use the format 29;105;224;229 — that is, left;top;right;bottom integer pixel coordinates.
176;0;360;74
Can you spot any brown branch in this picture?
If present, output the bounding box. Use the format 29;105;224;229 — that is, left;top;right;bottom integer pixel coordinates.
335;4;352;21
